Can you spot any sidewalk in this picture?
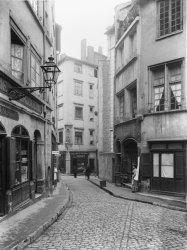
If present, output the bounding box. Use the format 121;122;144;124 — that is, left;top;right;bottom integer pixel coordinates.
89;176;187;212
0;177;71;250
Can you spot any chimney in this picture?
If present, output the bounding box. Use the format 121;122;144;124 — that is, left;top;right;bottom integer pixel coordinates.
81;39;87;61
98;46;103;54
87;46;94;63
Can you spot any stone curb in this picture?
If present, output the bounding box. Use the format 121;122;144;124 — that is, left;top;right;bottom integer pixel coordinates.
89;180;187;213
10;186;72;250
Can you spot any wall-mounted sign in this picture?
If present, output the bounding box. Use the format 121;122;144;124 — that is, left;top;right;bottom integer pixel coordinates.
0;76;42;114
0;104;19;120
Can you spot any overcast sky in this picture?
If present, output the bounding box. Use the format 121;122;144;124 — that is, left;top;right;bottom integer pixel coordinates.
55;0;128;59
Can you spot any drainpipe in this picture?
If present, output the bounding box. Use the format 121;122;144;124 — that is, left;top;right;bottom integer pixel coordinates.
43;0;47;195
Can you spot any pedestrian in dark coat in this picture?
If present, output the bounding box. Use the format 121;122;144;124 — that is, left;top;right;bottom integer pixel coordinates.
85;164;91;180
73;165;77;178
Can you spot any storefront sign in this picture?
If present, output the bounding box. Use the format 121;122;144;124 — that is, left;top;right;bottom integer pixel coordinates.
0;77;42;114
52;151;60;155
0;105;19;120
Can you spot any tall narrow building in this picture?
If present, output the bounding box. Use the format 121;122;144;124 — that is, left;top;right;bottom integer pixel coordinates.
57;44;106;175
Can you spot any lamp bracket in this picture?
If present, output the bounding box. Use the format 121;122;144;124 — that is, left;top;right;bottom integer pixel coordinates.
8;86;51;101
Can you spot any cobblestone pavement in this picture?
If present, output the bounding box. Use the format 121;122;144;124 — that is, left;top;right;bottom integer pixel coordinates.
26;176;187;250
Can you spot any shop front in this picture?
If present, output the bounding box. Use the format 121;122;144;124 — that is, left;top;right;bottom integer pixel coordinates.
9;125;31;210
70;152;88;174
140;140;186;196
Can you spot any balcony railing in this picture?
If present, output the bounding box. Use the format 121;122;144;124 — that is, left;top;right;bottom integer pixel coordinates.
114;113;137;125
117;2;139;42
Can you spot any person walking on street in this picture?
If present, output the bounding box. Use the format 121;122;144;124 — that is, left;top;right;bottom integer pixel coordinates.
85;164;91;180
73;164;77;178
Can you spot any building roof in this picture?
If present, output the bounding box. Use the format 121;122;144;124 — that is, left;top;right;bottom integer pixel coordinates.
58;55;99;68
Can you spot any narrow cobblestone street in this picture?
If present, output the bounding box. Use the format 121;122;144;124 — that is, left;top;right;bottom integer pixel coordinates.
26;176;187;250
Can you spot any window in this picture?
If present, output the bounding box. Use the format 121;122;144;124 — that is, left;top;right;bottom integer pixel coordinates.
11;30;24;81
58;105;63;120
58;81;63;97
12;126;30;185
75;130;83;145
89;106;94;121
151;60;182;112
59;130;63;144
161;153;174;178
89;84;94;98
153;153;159;177
90;130;94;145
153;153;174;178
31;53;40;90
74;63;82;73
168;62;182;110
94;68;98;78
75;106;83;120
74;80;83;96
157;0;182;38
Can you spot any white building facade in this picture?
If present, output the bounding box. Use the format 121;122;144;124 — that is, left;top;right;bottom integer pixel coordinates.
57;56;99;174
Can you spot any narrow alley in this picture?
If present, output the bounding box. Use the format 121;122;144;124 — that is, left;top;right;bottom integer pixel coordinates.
25;176;187;250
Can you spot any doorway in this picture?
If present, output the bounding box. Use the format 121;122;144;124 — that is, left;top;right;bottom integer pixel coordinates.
122;139;138;182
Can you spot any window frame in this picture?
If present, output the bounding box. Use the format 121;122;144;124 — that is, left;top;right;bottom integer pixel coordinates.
157;0;183;39
30;48;41;96
10;27;26;83
74;80;83;96
150;59;183;112
58;130;63;144
89;129;95;145
153;152;174;179
89;106;94;121
74;130;83;145
75;106;83;120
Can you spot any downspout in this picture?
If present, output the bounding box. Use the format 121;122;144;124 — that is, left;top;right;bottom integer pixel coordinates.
43;0;47;195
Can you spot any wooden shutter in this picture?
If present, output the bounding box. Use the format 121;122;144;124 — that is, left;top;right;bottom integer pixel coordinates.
175;151;185;193
175;152;184;178
140;153;151;177
29;140;34;180
6;137;16;187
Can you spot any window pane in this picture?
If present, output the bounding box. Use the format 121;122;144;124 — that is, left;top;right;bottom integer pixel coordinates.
153;153;159;177
161;165;174;178
31;54;41;89
159;0;182;36
75;107;83;119
161;154;174;178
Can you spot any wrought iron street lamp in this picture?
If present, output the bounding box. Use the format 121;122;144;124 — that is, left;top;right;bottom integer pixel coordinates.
8;56;61;101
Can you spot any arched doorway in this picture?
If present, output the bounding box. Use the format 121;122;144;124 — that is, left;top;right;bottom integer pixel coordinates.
34;130;42;193
11;125;30;208
122;138;138;183
0;122;6;215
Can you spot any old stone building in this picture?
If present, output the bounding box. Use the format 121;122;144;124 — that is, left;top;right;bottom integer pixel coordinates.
97;25;115;182
57;41;106;175
0;0;61;215
114;0;187;197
